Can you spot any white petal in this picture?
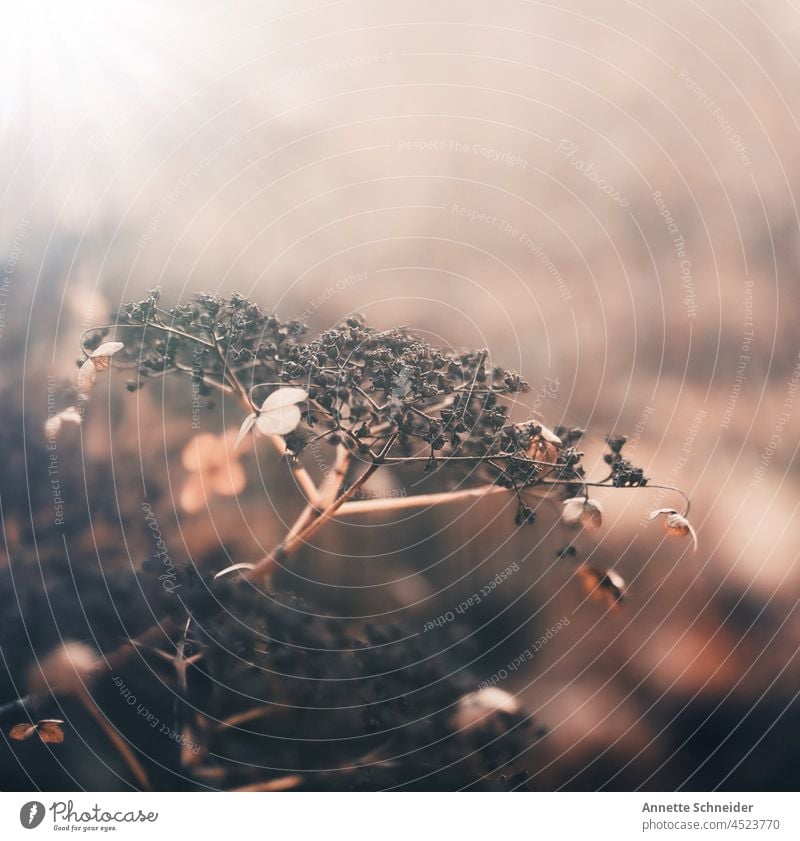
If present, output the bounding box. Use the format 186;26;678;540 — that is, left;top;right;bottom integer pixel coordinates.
234;413;258;450
255;404;302;436
44;407;82;439
44;416;62;438
214;562;256;580
648;507;677;520
60;406;82;425
260;387;308;411
90;341;124;358
77;358;97;398
538;424;562;446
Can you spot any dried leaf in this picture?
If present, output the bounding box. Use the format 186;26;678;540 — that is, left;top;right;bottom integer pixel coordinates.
37;721;65;744
90;341;124;359
649;508;698;551
9;724;35;741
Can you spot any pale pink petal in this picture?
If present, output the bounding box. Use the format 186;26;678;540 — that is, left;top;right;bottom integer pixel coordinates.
180;475;207;514
260;387;307;411
255;404;302;436
232;415;257;450
211;461;246;497
90;341;124;358
181;434;223;472
44;416;62;438
60;406;82;425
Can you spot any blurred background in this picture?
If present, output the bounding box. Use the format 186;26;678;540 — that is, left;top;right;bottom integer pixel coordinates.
2;0;800;790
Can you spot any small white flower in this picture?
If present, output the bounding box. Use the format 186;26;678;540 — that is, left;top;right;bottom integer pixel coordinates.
562;496;603;530
254;387;308;437
44;406;82;438
452;688;520;731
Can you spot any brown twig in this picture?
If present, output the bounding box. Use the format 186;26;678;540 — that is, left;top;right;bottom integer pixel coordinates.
245;436;396;580
231;774;303;792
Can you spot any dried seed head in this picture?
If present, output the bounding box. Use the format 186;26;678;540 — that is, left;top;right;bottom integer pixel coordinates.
649;508;698;551
78;342;124;398
453;687;520;731
562;497;603;530
27;642;99;697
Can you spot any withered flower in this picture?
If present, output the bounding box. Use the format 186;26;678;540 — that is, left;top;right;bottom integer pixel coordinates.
649;508;698;551
453;687;520;731
10;719;65;744
577;565;626;609
77;341;124;399
562;496;603;530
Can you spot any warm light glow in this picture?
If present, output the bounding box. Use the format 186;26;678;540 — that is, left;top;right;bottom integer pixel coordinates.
0;0;169;125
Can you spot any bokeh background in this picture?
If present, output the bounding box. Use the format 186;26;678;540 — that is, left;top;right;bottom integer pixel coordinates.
2;0;800;789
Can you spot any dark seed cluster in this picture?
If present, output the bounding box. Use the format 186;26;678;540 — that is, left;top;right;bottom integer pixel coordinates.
85;290;603;506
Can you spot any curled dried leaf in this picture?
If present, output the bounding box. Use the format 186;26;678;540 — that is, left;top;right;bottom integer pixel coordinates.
649;508;698;551
9;719;64;744
37;721;65;744
9;724;36;741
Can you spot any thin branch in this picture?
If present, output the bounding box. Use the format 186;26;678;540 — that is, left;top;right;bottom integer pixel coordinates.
231;774;303;792
336;484;509;515
246;436;396;580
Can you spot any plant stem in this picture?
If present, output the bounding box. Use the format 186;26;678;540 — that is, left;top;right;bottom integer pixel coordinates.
336;483;509;515
246;436;396;580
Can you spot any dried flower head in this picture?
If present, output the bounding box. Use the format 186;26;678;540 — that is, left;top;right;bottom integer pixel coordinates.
649;508;698;551
577;565;627;609
9;719;65;744
181;430;246;514
562;497;603;530
77;341;124;399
